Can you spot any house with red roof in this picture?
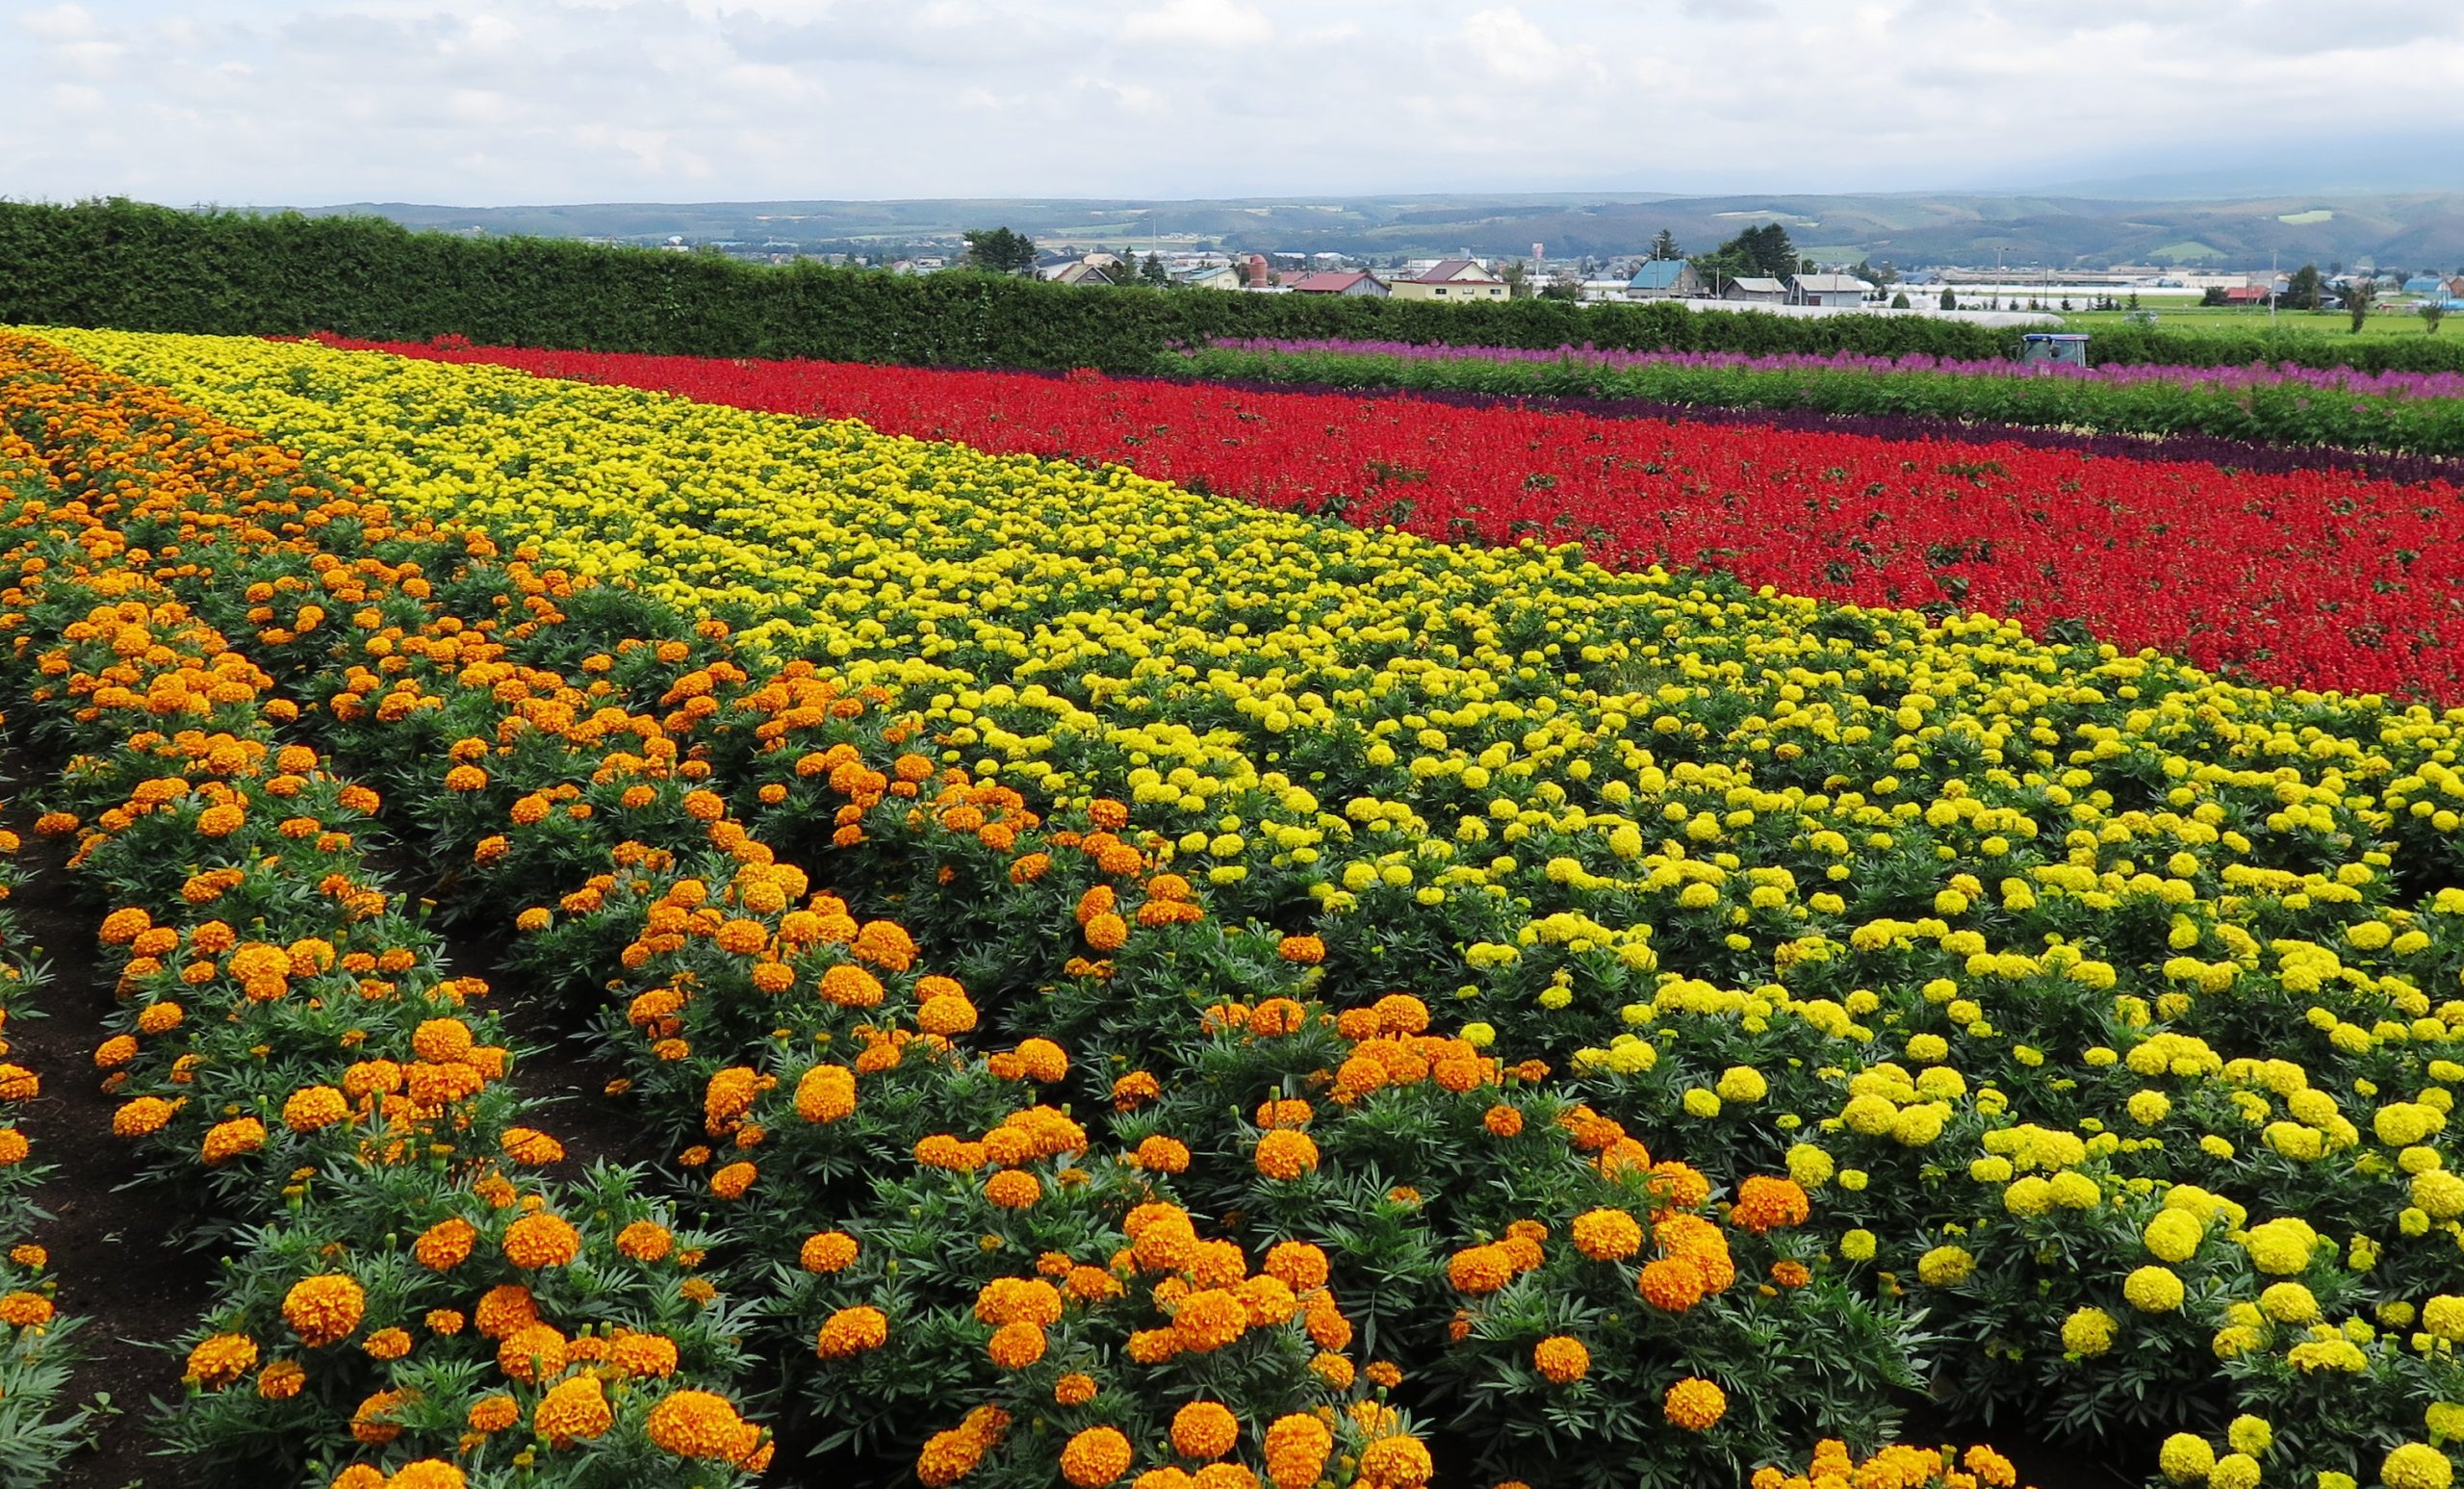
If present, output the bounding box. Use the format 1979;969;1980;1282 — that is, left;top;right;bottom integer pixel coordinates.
1287;270;1389;297
1387;259;1509;303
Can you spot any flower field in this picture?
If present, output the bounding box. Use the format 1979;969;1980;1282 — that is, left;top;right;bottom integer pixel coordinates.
299;334;2464;704
0;324;2461;1489
1162;340;2464;459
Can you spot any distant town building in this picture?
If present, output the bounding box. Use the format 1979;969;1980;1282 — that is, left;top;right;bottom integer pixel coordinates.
1792;273;1873;307
1287;270;1389;297
1626;259;1704;298
1039;261;1114;287
1720;276;1787;304
1176;264;1245;291
1388;259;1509;302
2218;285;2271;305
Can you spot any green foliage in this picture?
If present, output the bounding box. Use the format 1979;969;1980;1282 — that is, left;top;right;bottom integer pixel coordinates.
13;200;2464;377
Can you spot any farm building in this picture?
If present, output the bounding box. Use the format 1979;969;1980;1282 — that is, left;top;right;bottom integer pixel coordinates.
1720;276;1787;303
1287;270;1389;297
1389;259;1510;302
1627;259;1705;298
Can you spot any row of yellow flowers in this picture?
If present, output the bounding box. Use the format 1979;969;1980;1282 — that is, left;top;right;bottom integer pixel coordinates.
18;327;2464;1482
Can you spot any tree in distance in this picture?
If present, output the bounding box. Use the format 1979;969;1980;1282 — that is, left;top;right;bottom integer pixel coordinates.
2286;264;2323;311
2346;278;2375;332
962;227;1039;276
1939;287;1958;311
1650;229;1680;261
2425;300;2449;335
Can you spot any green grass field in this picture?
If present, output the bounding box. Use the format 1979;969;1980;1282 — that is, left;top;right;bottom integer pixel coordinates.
2057;305;2454;339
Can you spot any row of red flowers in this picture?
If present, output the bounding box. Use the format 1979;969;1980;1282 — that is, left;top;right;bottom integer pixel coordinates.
319;337;2464;706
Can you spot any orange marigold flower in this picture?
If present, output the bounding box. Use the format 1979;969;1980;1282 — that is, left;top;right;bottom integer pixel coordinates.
185;1332;259;1387
1263;1414;1333;1489
283;1085;350;1133
498;1322;568;1383
985;1168;1042;1209
816;1304;890;1359
1570;1208;1644;1262
473;1284;538;1339
611;1331;680;1378
1275;935;1324;965
1533;1335;1590;1384
988;1320;1046;1369
1770;1260;1812;1289
351;1387;412;1445
711;1161;757;1199
201;1117;267;1164
1062;1426;1134;1488
1253;1129;1319;1181
1663;1376;1727;1431
1639;1257;1711;1312
801;1230;860;1273
534;1375;615;1445
362;1327;412;1361
1357;1436;1433;1489
1262;1241;1329;1292
424;1309;465;1336
1171;1289;1249;1353
795;1063;859;1122
617;1220;675;1261
1055;1372;1099;1406
282;1274;366;1347
503;1213;581;1269
645;1390;761;1461
256;1359;306;1399
1132;1135;1193;1173
1731;1175;1811;1234
1448;1245;1516;1296
468;1395;521;1433
414;1218;476;1271
500;1127;566;1166
851;920;917;971
1171;1401;1239;1461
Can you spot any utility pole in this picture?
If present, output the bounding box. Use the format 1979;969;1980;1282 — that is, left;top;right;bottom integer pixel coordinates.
2271;249;2277;328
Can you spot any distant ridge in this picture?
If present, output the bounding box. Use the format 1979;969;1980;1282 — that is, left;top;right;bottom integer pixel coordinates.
209;190;2464;270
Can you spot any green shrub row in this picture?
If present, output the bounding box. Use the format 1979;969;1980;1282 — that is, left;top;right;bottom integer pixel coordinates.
13;199;2464;374
1163;346;2464;456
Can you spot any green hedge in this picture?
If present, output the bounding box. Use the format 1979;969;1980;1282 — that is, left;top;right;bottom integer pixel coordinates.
9;198;2464;374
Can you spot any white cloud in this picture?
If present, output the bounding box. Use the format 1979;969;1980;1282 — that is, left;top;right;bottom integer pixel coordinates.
0;0;2457;203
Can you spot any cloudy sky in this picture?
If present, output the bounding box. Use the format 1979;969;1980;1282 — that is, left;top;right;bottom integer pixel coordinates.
10;0;2462;206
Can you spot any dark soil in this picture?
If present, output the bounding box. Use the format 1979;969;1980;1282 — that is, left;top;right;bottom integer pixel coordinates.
5;828;218;1489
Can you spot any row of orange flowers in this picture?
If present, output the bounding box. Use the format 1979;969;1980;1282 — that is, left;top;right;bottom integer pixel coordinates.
0;330;770;1488
0;430;85;1481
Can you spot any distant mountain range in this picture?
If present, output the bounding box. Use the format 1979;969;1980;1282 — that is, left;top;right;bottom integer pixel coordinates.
280;191;2464;272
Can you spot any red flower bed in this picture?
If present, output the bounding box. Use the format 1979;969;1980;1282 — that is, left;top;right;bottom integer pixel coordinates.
314;337;2464;704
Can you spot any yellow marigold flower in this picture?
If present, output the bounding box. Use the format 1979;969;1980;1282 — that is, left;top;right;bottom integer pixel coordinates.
2124;1265;2186;1314
1916;1245;1976;1287
2063;1307;2117;1356
2383;1444;2454;1489
2157;1433;2214;1483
